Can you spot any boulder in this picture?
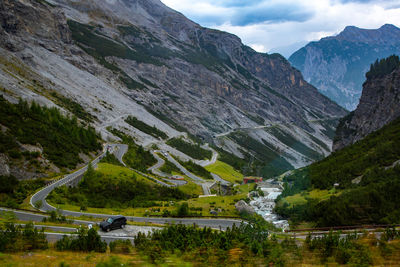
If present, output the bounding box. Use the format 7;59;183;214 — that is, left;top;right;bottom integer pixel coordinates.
235;200;255;215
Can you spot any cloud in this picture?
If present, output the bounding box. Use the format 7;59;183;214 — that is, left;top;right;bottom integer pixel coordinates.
230;2;314;26
160;0;400;56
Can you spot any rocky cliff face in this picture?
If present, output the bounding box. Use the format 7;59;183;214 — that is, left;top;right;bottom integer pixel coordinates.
0;0;346;177
289;24;400;110
333;65;400;151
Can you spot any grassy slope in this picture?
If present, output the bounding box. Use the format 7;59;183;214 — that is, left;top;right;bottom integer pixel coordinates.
205;160;243;184
96;163;155;184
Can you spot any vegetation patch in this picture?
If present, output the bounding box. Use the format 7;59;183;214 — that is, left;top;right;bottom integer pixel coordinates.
366;54;400;80
0;222;48;252
50;91;96;123
0;175;46;209
125;116;167;139
177;159;213;180
166;137;212;160
109;128;156;172
229;132;293;178
0;96;101;169
205;160;243;184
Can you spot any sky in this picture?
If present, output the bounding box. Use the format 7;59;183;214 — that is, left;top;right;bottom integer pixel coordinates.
160;0;400;58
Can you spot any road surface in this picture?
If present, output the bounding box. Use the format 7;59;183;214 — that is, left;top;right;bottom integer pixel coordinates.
196;144;218;167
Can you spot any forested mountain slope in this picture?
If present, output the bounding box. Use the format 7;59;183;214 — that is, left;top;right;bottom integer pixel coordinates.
276;79;400;226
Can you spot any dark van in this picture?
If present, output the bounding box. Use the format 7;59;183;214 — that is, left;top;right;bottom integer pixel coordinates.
100;215;127;232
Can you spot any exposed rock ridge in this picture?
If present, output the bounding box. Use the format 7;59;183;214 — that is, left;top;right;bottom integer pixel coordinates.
333;66;400;151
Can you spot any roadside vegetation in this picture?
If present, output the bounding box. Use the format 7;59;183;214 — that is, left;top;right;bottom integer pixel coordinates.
99;151;123;166
108;128;156;171
125;116;168;139
0;175;45;208
178;159;213;180
0;96;101;170
275;117;400;227
0;222;48;252
166;137;212;160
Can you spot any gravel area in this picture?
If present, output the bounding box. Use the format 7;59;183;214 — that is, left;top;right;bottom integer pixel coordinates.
98;225;161;237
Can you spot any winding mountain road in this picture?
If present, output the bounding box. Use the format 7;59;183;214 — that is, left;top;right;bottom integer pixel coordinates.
29;144;242;230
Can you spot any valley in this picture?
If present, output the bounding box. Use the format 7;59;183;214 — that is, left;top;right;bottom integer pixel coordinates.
0;0;400;266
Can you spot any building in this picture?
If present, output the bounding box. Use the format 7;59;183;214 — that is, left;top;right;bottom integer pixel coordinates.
243;176;263;184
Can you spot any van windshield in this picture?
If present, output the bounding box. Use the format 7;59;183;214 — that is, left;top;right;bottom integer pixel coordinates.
106;218;113;223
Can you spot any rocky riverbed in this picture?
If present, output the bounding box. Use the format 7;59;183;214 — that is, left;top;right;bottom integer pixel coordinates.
249;180;289;230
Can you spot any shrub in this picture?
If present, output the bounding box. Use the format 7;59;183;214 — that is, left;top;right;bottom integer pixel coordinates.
55;227;107;253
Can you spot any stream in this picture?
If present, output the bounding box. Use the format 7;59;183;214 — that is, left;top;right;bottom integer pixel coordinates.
249;179;289;230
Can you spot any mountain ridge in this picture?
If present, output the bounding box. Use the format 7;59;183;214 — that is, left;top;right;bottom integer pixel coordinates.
289;24;400;110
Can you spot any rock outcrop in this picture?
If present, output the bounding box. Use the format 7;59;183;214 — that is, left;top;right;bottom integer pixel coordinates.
333;64;400;151
235;200;255;215
289;24;400;110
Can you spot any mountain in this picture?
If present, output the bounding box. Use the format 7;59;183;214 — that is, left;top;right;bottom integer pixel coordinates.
275;55;400;226
333;55;400;151
289;24;400;110
0;0;345;179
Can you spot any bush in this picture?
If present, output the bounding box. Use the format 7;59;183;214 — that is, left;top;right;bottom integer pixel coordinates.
56;227;107;253
176;203;189;217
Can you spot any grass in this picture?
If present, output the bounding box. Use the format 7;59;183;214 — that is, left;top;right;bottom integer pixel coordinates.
96;163;155;185
283;189;342;207
187;194;245;217
0;250;143;267
205;160;243;184
175;176;203;196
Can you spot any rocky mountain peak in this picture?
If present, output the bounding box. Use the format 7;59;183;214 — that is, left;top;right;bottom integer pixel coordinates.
325;23;400;45
289;24;400;110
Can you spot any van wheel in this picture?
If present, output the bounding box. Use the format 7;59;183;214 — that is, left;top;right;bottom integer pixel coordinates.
121;224;125;229
106;228;110;232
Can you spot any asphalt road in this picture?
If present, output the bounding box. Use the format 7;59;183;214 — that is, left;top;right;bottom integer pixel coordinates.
148;151;188;186
164;153;205;183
